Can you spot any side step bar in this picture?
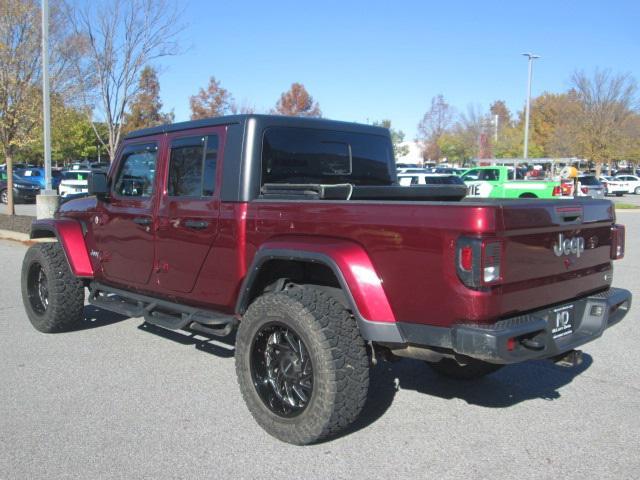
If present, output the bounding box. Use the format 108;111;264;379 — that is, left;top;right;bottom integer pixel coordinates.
88;282;238;337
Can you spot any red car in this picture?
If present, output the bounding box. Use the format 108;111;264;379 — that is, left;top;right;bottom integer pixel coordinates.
21;115;631;444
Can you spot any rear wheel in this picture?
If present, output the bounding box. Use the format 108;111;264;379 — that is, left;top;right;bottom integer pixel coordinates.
519;193;537;198
0;189;7;204
635;187;640;195
427;357;502;380
235;285;369;445
21;243;85;333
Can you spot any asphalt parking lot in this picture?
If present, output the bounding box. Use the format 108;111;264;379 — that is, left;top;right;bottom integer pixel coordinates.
1;211;639;480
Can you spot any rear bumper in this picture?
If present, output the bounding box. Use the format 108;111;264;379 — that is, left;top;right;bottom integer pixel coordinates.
368;288;632;364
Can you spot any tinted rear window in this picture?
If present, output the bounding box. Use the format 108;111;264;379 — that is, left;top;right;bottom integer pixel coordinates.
580;176;601;186
262;127;393;186
423;175;465;185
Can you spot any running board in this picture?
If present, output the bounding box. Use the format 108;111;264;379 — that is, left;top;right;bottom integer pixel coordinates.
88;282;238;336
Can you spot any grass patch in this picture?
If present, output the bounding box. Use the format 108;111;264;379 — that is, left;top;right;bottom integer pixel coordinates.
615;203;639;209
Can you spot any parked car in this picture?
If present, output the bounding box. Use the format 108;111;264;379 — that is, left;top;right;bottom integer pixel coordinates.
58;170;90;197
600;176;627;197
0;172;41;204
575;175;605;199
397;167;429;174
15;167;62;190
614;174;640;194
398;173;465;186
22;114;631;445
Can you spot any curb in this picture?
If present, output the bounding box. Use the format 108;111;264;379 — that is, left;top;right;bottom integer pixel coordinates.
0;229;53;244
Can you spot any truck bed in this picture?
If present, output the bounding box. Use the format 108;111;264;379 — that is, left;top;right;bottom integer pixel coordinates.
243;197;614;327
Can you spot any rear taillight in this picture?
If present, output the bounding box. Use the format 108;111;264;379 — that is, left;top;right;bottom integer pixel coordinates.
561;182;573;196
552;186;562;196
611;224;625;259
581;187;589;194
456;237;503;288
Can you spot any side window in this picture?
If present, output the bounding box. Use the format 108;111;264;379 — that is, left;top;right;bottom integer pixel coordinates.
167;134;218;197
410;176;419;185
113;143;158;197
461;169;479;181
479;169;499;181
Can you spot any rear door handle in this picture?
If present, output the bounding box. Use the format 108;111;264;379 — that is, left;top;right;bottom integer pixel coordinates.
184;220;209;230
133;217;152;226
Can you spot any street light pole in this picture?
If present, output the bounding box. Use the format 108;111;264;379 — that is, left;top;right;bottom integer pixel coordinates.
42;0;51;191
520;53;540;179
36;0;59;219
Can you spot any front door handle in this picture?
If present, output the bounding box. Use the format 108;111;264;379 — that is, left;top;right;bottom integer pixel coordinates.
133;217;152;226
184;220;209;230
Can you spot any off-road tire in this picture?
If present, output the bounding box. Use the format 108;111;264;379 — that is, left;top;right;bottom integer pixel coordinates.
235;285;369;445
21;243;85;333
427;357;502;380
0;189;7;204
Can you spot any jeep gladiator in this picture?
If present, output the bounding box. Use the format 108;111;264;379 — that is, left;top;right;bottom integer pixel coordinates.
21;115;632;445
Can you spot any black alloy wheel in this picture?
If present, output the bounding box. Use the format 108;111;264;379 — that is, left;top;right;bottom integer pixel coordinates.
27;262;49;314
251;323;313;417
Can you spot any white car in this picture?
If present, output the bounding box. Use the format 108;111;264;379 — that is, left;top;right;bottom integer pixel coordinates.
397;173;465;186
58;170;90;197
614;175;640;194
600;176;627;196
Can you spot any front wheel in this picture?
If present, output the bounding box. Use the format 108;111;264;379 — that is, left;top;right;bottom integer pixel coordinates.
235;286;369;445
21;243;85;333
0;189;7;204
635;187;640;195
427;357;502;380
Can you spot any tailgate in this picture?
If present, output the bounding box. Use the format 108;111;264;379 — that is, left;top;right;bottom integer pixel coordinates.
498;199;614;315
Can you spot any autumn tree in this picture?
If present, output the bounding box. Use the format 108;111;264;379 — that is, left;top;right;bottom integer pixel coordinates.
189;76;234;120
124;66;173;132
273;83;321;117
68;0;183;162
489;100;512;134
571;69;638;175
0;0;80;213
417;95;454;161
372;119;409;159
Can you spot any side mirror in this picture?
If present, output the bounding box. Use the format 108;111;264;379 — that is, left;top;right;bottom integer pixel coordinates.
88;171;109;201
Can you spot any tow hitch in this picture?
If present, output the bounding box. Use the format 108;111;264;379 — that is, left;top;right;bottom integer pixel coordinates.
551;349;583;368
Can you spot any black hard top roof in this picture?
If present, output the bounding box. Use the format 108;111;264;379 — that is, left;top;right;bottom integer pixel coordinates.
124;114;390;140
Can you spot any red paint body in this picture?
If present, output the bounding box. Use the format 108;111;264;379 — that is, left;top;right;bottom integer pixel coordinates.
50;126;618;329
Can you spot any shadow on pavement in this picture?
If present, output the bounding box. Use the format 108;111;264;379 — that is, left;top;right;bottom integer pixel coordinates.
334;354;593;441
138;321;236;358
67;305;129;332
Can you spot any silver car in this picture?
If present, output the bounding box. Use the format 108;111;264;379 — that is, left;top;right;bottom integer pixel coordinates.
577;175;605;199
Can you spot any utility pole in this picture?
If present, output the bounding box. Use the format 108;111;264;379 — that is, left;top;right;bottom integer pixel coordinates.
37;0;59;218
519;52;540;179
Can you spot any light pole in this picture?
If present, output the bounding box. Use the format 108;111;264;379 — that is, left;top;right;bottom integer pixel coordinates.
520;53;540;178
36;0;59;219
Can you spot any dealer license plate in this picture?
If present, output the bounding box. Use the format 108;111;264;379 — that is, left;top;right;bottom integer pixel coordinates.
551;305;574;339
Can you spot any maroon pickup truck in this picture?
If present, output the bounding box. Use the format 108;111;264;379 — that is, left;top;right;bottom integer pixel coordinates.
21;115;631;445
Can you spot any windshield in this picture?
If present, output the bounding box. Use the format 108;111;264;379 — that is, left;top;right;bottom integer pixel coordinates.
63;172;89;181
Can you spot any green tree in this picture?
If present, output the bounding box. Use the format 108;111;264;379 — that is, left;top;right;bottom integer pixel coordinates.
124;66;173;133
571;69;638;175
372;119;409;159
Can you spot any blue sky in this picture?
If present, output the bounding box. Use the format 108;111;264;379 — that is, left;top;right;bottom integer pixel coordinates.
157;0;639;139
